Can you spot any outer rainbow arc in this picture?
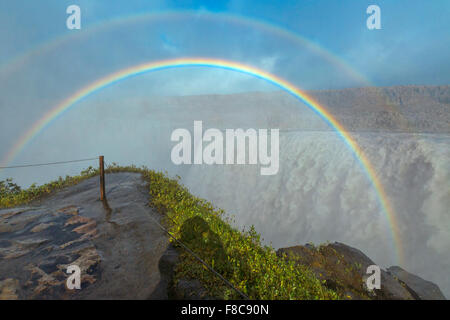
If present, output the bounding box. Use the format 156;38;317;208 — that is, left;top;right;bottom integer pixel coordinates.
0;57;403;265
0;10;369;86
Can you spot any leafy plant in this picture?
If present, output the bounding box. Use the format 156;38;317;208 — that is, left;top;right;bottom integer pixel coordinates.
0;178;22;197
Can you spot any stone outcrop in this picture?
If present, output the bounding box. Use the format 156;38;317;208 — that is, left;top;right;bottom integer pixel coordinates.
387;266;446;300
278;242;446;300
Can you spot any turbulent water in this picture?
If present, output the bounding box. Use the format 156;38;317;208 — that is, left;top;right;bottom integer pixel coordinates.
181;131;450;298
1;88;448;297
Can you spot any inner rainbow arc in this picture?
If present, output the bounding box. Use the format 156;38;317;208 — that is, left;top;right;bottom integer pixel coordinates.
0;57;403;265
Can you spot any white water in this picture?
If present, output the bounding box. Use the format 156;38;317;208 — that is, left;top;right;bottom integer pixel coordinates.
2;95;448;297
182;131;450;298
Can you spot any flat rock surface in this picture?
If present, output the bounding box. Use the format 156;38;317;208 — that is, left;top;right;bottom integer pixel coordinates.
0;173;171;299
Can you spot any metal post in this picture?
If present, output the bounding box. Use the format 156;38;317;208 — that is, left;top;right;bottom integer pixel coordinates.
99;155;105;201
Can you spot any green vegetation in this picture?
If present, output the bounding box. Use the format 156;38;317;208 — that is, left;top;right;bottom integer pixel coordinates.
1;166;99;208
1;165;339;300
0;164;142;208
280;244;371;299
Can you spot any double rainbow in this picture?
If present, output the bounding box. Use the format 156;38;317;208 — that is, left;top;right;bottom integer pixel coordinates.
1;57;403;264
0;11;369;86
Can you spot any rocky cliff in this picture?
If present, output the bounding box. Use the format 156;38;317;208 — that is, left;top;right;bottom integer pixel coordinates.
0;173;446;299
0;173;171;299
130;85;450;133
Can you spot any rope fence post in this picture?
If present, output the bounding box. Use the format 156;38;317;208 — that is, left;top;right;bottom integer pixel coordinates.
99;155;105;201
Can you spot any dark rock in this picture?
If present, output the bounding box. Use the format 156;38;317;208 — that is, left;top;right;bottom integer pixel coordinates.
277;242;419;300
171;279;214;300
387;266;446;300
328;243;415;300
149;244;179;299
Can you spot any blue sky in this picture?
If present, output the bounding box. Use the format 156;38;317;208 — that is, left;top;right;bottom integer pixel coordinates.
0;0;449;173
0;0;449;88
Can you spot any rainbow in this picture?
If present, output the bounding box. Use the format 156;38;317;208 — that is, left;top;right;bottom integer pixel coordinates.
0;10;410;132
1;57;403;264
0;10;369;85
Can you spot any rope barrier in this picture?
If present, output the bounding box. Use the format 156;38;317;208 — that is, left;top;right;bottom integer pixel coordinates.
1;156;249;299
145;210;250;300
134;179;249;299
0;157;98;169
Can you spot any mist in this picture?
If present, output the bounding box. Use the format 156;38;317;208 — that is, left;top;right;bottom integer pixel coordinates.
1;86;449;298
1;1;449;298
